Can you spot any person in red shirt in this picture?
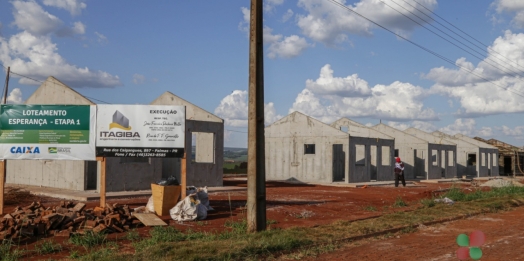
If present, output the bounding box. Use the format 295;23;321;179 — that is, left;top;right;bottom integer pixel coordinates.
394;157;406;187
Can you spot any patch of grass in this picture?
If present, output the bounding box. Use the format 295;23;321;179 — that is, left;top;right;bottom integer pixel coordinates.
420;198;436;208
280;242;339;260
69;250;81;259
364;205;377;211
0;240;26;261
0;240;12;257
77;248;115;261
0;241;25;261
125;230;140;242
35;240;62;255
267;219;278;225
224;219;247;234
69;231;107;250
393;197;408;208
401;226;418;234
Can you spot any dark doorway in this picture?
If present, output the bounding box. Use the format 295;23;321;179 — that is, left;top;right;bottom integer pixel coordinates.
504;157;512;175
85;161;97;190
332;144;345;182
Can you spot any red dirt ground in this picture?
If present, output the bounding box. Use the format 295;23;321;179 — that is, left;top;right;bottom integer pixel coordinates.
0;178;502;260
301;205;524;261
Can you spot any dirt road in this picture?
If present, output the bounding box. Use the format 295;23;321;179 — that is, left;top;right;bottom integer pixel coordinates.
303;206;524;261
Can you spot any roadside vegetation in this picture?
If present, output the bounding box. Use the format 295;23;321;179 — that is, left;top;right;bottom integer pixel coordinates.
2;185;524;261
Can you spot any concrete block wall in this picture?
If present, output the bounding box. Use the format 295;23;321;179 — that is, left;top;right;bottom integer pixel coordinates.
7;160;87;190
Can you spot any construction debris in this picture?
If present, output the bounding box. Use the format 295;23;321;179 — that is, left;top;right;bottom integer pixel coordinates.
480;179;524;188
0;201;143;240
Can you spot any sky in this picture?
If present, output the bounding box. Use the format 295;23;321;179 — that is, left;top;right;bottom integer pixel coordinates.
1;0;524;148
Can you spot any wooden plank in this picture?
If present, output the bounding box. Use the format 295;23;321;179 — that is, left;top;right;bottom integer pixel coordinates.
181;152;186;199
0;160;4;215
97;157;106;208
132;213;167;226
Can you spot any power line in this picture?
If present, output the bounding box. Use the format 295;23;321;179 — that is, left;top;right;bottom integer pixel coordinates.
382;0;524;79
410;0;524;71
325;0;524;99
6;69;112;104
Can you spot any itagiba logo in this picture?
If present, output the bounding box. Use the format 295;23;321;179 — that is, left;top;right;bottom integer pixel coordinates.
10;146;40;154
100;110;140;138
110;110;131;131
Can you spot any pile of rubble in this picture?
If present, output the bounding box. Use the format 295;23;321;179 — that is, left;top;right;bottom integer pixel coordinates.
0;201;143;240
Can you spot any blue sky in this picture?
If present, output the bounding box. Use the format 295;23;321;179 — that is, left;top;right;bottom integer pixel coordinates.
1;0;524;148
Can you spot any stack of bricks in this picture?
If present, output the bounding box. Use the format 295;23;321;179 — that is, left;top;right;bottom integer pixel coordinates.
0;201;143;240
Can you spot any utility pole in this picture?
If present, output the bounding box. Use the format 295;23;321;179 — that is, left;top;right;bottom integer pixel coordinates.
247;0;266;232
3;67;9;104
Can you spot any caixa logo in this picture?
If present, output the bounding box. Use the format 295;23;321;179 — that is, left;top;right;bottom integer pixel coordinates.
10;146;41;154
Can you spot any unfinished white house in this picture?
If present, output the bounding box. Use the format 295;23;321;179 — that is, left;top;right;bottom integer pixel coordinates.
265;112;348;183
403;128;458;179
433;132;498;177
330;118;395;182
6;76;223;192
371;124;432;179
151;91;224;187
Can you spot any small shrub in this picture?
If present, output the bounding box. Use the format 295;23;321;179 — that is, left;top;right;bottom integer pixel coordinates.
267;219;278;225
420;198;436;208
364;206;377;211
393;197;407;208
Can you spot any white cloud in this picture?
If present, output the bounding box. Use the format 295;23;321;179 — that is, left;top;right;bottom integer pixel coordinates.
499;125;524;136
267;34;310;59
438;118;493;137
296;0;437;45
495;0;524;28
56;21;86;37
240;7;310;59
306;64;371;97
214;90;282;127
1;31;121;88
238;7;251;33
43;0;86;16
1;88;24;104
12;0;63;35
283;9;294;22
133;74;145;84
428;31;524;117
95;32;107;43
264;0;284;12
290;64;437;122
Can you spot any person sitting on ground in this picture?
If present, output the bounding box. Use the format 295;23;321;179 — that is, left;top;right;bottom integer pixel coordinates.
394;157;406;187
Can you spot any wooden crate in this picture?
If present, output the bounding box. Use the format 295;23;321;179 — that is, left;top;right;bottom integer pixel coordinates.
151;183;181;216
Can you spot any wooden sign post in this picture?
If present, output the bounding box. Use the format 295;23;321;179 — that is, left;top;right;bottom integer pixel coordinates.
181;152;186;199
97;157;106;208
0;160;5;215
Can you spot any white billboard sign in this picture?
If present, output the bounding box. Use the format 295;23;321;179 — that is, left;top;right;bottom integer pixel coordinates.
96;105;185;158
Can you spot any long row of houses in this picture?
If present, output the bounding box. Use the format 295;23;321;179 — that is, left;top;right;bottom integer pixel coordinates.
4;76;523;194
265;111;501;183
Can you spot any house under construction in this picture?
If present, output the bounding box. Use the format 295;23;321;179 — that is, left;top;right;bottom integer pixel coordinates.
474;137;524;176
